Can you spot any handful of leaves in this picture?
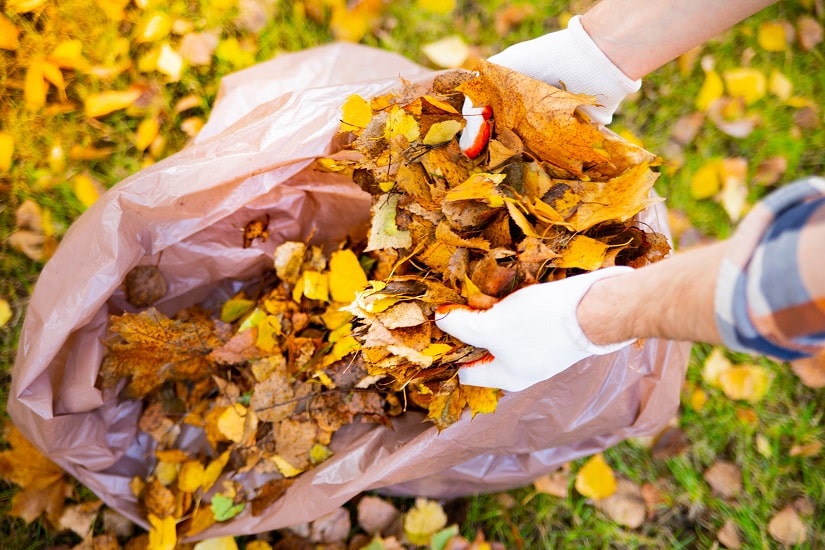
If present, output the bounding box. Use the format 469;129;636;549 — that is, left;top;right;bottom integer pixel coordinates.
97;61;669;536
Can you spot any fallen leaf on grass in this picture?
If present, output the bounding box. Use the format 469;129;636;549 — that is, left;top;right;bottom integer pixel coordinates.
650;426;690;460
758;21;789;52
796;15;824;51
403;498;448;546
753;155;788;186
0;298;12;328
422;36;470;69
719;364;772;403
789;440;823;458
594;478;646;529
703;461;742;498
768;505;807;546
58;500;103;539
357;495;401;536
533;467;570;498
717;518;742;550
575;454;616;500
310;507;351;544
0;131;13;171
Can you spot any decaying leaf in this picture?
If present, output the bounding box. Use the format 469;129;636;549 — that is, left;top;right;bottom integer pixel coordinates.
594;478;646;529
768;505;807;546
703;460;742;498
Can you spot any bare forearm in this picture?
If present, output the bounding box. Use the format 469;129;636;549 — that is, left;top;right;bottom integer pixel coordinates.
581;0;778;79
578;241;728;345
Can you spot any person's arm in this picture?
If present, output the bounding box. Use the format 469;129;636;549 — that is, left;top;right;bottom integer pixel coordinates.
581;0;778;80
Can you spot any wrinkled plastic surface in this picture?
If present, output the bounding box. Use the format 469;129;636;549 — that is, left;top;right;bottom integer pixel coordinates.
9;43;690;539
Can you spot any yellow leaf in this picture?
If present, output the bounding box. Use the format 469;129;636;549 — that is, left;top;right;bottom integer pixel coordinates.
421;343;452;357
701;347;732;387
245;542;273;550
136;117;160;151
403;498;448;546
157;43;183;81
84;88;142;118
5;0;46;14
365;194;412;252
96;0;130;20
690;388;708;411
148;514;177;550
445;173;506;207
309;443;333;465
72;173;102;208
695;69;723;112
421;36;470;69
0;14;20;50
193;536;239;550
255;315;281;352
0;132;14;172
214;36;256;69
154;461;180;486
423;119;463;146
575;454;617;500
768;70;793;101
202;451;231;492
556;235;608;271
302;270;329;302
758;21;787;52
719;365;773;403
385;106;420;142
50;40;89;70
270;455;304;478
0;298;11;328
723;68;766;105
422;94;459;114
40;61;65;100
329;249;368;303
462;385;500;417
417;0;454;13
136;13;172;43
690;159;723;199
24;61;48;112
330;0;382;42
340;94;372;134
217;403;247;443
177;460;205;493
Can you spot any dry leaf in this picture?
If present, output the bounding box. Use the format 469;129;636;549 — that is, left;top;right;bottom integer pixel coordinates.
702;347;732;387
0;14;20;50
72;173;104;209
357;495;401;535
192;537;239;550
789;440;823;457
85;88;143;118
717;518;742;550
768;506;807;546
703;461;742;498
310;507;351;544
595;478;646;529
758;21;788;51
651;426;690;460
753;155;787;186
179;32;219;66
494;4;535;35
422;36;470;69
696;64;724;111
719;364;772;403
58;500;103;539
0;131;13;171
797;15;824;51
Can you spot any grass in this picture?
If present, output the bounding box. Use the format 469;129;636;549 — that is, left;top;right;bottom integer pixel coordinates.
1;0;824;548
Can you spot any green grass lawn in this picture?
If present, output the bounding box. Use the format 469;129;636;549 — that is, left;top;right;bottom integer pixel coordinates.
1;0;823;548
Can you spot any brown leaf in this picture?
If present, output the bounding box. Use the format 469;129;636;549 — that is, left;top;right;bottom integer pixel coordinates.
640;481;665;519
717;518;742;550
124;265;167;307
100;308;221;397
650;426;690;460
533;467;570;498
797;15;824;51
768;505;807;546
670;112;705;146
251;478;294;517
753;155;787;187
703;461;742;498
141;478;176;519
58;500;103;538
594;478;646;529
357;495;401;536
309;507;351;544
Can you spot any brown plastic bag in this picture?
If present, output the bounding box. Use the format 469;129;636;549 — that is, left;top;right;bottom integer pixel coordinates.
9;43;690;539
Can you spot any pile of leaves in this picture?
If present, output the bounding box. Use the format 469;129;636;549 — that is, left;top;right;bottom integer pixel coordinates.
96;61;670;542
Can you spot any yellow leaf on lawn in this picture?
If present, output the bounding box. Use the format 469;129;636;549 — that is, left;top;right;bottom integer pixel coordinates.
340;94;372;134
40;60;65;101
137;13;172;43
719;364;772;403
462;385;500;418
575;453;617;500
214;37;256;69
0;14;20;50
0;298;11;328
768;70;793;101
50;39;89;70
422;36;470;69
84;88;142;118
695;68;724;112
417;0;455;13
302;270;329;302
329;249;368;303
702;347;732;387
403;498;448;546
157;43;183;81
72;173;103;208
758;21;788;52
690;159;723;199
5;0;46;14
0;132;14;172
330;0;382;42
25;61;48;111
423;119;463;145
136;117;161;151
723;68;766;105
148;513;177;550
96;0;129;20
556;235;608;271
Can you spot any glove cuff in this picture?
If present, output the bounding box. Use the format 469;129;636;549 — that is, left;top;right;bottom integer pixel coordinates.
564;266;637;355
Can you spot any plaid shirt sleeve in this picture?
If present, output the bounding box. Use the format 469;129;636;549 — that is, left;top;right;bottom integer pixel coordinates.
715;176;825;360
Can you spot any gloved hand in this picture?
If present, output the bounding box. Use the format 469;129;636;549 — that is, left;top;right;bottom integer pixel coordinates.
487;15;641;125
435;266;636;392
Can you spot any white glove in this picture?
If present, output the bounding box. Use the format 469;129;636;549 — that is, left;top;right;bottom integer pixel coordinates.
487;15;641;125
435;267;636;392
